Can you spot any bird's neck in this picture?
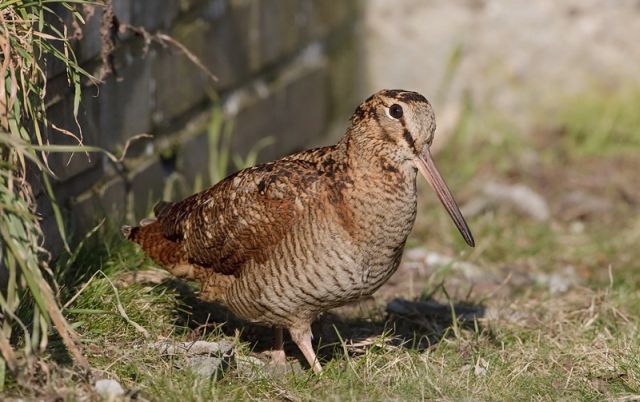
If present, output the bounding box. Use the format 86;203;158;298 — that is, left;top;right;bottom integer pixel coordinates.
337;131;418;186
331;133;418;241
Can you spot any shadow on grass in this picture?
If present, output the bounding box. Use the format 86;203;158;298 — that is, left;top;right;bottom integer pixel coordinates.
163;278;485;370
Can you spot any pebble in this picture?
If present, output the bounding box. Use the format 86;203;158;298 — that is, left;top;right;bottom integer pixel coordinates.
94;379;125;400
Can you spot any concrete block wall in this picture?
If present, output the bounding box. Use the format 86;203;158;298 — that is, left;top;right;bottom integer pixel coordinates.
38;0;362;254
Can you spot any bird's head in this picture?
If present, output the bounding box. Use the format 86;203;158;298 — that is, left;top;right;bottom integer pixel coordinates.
347;89;475;247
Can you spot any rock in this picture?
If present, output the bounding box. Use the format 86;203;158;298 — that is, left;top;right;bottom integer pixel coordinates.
460;196;492;218
403;247;484;281
148;339;234;356
483;306;533;325
148;339;235;378
534;265;580;294
94;379;125;400
235;355;269;378
474;357;489;376
462;181;550;221
559;190;612;221
188;355;226;378
235;354;306;379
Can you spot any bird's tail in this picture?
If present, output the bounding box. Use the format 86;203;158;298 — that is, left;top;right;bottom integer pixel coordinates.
121;219;197;280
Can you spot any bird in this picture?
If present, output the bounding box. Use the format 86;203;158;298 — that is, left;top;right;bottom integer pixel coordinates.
121;89;475;373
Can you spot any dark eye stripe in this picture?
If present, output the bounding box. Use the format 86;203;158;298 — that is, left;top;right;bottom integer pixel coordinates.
402;129;416;152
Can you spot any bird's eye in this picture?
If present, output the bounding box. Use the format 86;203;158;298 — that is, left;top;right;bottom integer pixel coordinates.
389;104;403;119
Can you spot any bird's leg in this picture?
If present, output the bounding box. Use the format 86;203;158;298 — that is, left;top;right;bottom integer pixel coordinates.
289;325;322;374
271;326;287;365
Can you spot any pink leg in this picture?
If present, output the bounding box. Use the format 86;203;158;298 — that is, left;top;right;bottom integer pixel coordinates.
289;325;322;374
271;327;287;365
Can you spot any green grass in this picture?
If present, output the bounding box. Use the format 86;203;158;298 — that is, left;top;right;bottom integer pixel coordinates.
57;264;640;401
557;88;640;156
4;88;640;400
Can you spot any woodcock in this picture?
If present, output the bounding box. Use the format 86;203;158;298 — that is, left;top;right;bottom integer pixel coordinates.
122;89;475;373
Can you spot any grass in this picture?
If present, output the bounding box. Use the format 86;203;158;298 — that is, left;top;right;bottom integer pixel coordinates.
557;88;640;156
3;87;640;400
0;1;95;387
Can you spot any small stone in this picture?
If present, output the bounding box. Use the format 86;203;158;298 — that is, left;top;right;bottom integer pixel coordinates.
534;265;579;294
94;379;125;399
188;355;226;378
403;247;484;281
184;340;235;356
149;339;234;356
474;357;489;376
235;354;306;378
569;221;586;234
560;190;612;221
264;359;304;378
235;355;268;378
462;181;550;221
148;339;235;378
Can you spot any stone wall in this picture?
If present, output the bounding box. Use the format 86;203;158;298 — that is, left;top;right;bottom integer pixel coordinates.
39;0;361;254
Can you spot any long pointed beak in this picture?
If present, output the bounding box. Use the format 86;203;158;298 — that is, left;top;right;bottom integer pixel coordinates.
415;145;475;247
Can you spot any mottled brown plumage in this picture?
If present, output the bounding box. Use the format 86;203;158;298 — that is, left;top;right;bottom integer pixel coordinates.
122;89;475;373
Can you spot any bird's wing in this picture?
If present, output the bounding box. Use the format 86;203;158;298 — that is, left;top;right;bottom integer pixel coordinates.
156;159;324;276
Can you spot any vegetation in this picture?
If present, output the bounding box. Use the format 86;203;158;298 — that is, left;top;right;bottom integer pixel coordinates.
1;2;639;400
0;0;94;389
